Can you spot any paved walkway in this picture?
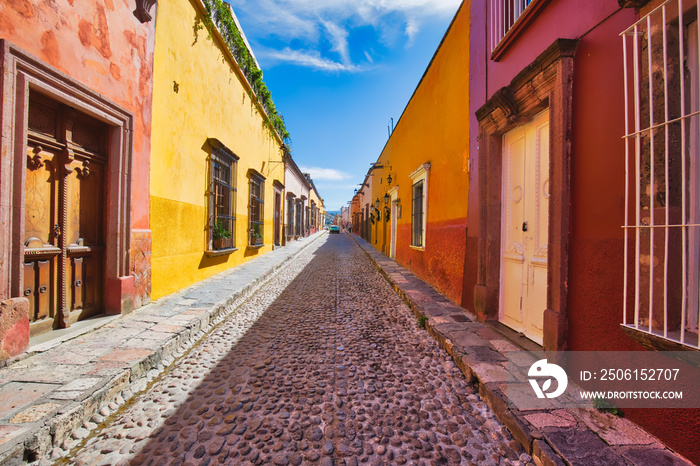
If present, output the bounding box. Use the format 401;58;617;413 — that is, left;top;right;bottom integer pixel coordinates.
0;233;324;464
351;234;693;466
65;232;517;465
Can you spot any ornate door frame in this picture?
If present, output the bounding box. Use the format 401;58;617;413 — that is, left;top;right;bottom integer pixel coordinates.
474;39;576;351
0;40;136;320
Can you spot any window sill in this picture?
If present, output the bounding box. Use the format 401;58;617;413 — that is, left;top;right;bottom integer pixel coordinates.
620;324;699;352
205;247;238;257
491;0;552;62
247;244;265;250
409;245;425;251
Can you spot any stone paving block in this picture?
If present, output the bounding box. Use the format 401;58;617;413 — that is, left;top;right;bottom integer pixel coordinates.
10;402;61;424
138;330;176;341
182;308;208;315
466;344;508;363
85;361;128;377
622;447;695;466
98;348;154;364
525;410;578;429
0;382;59;420
502;383;562;412
476;326;505;341
533;439;566;466
57;377;102;392
575;408;657;446
490;339;524;354
50;351;95;366
9;365;86;384
0;425;29;446
451;330;490;347
544;427;629;465
50;390;83;401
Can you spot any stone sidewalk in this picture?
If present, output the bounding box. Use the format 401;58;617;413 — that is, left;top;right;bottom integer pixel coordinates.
351;234;694;466
0;232;325;465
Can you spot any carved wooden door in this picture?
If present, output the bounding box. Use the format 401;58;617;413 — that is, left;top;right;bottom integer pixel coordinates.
24;93;106;332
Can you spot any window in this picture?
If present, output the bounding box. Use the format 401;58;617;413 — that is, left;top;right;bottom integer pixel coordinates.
249;173;264;247
621;1;700;348
490;0;534;51
209;140;238;251
409;163;429;249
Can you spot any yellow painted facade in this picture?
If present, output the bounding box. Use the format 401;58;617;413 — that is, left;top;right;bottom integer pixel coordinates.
150;0;286;299
356;1;470;304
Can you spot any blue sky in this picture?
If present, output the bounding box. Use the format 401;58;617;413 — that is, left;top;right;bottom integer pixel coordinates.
227;0;462;211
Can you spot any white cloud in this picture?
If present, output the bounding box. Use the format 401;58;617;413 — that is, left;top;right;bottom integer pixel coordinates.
262;48;363;72
299;166;352;181
228;0;461;71
322;20;351;65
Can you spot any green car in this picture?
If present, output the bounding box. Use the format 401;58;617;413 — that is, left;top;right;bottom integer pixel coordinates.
329;225;340;234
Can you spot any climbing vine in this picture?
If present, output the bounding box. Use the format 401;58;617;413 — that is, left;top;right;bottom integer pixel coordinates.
201;0;290;142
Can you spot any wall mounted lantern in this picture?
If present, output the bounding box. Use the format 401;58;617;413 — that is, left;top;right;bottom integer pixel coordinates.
383;193;390;205
386;173;392;185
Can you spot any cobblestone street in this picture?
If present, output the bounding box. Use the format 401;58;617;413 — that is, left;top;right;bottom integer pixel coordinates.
65;234;523;466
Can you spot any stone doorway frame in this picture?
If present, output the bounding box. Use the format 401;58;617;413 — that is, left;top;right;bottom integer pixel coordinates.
0;40;135;317
473;39;577;351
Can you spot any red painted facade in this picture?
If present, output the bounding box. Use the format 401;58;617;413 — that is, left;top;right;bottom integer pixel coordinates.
466;0;699;461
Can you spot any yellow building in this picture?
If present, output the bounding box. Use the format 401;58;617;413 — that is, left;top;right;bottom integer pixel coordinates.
150;0;286;299
357;2;470;305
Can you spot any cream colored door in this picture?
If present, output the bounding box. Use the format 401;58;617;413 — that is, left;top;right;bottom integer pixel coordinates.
500;110;549;344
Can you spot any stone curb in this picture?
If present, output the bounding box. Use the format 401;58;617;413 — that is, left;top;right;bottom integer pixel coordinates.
0;233;326;465
350;233;693;466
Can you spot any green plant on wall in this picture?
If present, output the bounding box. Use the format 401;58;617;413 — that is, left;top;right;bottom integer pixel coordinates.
213;218;232;240
201;0;290;142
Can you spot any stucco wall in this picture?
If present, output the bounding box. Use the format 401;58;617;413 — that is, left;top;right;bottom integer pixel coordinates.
368;1;470;305
149;0;285;299
466;1;699;462
0;0;155;231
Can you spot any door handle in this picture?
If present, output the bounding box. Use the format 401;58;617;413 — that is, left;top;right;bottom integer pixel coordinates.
522;221;528;232
54;224;61;237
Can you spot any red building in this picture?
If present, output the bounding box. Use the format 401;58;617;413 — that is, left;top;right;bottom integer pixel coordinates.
0;0;156;359
465;0;700;460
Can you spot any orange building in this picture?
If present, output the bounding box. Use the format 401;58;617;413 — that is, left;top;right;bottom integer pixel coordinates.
354;2;470;305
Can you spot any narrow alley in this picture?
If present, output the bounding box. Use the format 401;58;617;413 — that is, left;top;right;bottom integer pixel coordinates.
64;234;518;466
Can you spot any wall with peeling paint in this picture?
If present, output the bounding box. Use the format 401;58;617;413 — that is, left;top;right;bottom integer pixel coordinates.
149;0;286;299
0;0;155;329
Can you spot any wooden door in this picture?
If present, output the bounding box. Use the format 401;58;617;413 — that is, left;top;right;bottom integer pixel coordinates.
274;191;281;246
24;93;106;333
500;110;549;344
